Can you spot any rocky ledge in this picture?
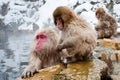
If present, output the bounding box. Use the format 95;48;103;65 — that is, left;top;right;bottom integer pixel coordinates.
18;38;120;80
18;59;110;80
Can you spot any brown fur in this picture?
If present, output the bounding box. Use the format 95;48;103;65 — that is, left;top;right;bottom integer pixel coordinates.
95;8;118;39
53;6;97;62
101;54;113;74
21;28;60;78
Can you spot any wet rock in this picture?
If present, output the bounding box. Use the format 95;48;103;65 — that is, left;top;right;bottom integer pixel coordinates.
111;50;120;61
18;59;109;80
94;46;114;73
17;64;64;80
95;38;120;78
59;59;109;80
112;62;120;75
111;75;120;80
94;46;114;58
100;39;120;50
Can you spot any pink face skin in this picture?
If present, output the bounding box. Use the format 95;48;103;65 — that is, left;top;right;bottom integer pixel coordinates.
35;33;47;51
96;13;100;19
56;18;63;30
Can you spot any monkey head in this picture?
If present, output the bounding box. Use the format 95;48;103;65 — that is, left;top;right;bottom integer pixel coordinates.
53;6;77;30
34;32;47;51
95;8;105;19
34;28;58;51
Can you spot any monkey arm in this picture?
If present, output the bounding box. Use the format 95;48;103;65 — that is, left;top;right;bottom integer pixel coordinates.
96;21;110;31
59;36;81;49
101;21;110;28
29;51;42;70
59;39;63;44
21;51;42;78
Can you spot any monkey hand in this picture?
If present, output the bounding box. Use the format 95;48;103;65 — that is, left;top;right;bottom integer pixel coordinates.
56;44;63;52
21;67;38;78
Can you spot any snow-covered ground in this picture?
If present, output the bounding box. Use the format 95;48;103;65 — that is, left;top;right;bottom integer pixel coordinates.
0;0;120;30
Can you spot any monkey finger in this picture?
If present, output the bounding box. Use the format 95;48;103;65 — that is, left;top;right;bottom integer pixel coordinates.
31;69;37;77
21;74;25;79
21;72;27;79
30;72;34;77
26;71;31;78
34;69;39;73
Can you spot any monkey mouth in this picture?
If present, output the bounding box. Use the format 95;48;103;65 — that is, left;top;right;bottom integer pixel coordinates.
57;23;63;30
35;47;41;51
96;13;100;19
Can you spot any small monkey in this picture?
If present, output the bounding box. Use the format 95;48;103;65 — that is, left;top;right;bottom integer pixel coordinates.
53;6;97;63
95;8;118;39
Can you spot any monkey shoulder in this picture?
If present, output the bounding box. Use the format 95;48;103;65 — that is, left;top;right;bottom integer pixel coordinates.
106;14;116;22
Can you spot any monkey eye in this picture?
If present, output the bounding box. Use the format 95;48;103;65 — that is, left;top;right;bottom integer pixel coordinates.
55;17;62;25
40;34;47;39
36;34;47;40
57;17;62;21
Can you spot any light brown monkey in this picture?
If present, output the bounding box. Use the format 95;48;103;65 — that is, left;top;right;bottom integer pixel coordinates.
95;8;118;39
21;28;60;78
53;6;97;63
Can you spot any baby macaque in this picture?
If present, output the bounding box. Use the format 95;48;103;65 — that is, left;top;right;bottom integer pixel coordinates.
53;6;97;63
95;8;118;39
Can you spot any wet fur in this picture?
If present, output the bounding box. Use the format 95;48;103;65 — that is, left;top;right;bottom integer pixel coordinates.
95;8;118;39
53;6;97;62
21;28;60;78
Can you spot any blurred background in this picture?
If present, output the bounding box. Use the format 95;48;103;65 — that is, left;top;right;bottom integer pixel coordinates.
0;0;120;80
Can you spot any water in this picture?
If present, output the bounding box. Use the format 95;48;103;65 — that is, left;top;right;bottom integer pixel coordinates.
0;30;34;80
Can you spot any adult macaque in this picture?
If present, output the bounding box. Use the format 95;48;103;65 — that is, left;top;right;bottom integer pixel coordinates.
21;28;60;78
95;8;118;39
53;6;97;63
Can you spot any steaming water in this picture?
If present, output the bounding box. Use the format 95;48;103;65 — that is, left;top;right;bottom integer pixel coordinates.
0;30;34;80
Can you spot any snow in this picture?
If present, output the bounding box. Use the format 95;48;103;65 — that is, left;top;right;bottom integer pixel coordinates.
0;0;10;4
80;11;98;29
18;23;33;30
114;4;120;17
36;0;69;28
117;28;120;33
75;2;93;12
0;0;120;30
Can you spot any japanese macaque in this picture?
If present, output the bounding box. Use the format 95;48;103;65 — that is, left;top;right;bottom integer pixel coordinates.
95;8;118;39
53;6;97;63
21;28;61;78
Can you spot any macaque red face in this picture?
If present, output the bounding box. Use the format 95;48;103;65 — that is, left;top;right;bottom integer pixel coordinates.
35;33;47;51
96;12;100;19
55;17;64;30
95;8;105;19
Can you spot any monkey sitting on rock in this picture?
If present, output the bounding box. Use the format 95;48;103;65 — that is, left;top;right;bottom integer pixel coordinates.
53;6;97;63
95;8;118;39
